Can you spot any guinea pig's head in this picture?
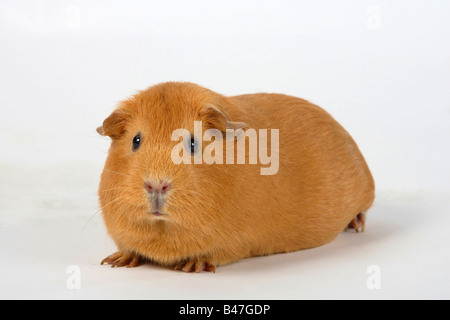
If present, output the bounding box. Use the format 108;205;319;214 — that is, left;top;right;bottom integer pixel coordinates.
97;82;246;235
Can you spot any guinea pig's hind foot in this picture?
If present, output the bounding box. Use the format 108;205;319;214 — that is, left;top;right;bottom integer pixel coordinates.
101;251;142;268
346;212;366;233
174;259;216;273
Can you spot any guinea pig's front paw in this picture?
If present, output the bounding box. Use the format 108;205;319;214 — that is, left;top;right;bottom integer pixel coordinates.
174;259;216;273
101;251;142;268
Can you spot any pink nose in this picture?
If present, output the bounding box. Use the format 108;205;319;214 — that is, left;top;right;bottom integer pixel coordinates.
144;180;171;195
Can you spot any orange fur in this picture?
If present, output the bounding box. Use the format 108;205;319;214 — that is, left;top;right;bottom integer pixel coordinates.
98;82;375;272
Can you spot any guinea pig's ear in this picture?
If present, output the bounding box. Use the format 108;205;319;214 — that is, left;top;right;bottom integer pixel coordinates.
97;109;129;139
201;105;246;132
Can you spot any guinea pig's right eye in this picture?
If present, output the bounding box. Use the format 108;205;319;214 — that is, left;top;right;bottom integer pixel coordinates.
132;134;141;152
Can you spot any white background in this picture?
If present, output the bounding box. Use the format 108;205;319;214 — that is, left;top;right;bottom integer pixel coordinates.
0;0;449;299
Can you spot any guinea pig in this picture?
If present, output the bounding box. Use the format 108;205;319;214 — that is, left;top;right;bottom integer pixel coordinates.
98;82;375;272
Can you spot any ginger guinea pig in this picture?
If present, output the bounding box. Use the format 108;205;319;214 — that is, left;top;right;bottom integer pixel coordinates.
98;82;375;272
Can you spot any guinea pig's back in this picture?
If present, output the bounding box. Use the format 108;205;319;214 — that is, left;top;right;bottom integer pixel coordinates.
227;93;375;251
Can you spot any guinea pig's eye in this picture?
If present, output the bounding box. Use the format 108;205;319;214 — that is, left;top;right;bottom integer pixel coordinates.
132;134;141;152
190;136;198;155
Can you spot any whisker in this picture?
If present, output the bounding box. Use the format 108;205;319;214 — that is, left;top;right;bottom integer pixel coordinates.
103;169;132;177
107;148;133;159
83;196;124;231
100;186;129;193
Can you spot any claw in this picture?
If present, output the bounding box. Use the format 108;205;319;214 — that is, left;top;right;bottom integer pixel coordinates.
174;259;216;273
347;211;366;233
101;251;142;268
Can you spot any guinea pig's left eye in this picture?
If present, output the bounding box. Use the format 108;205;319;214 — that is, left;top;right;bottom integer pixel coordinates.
190;137;198;155
132;134;141;152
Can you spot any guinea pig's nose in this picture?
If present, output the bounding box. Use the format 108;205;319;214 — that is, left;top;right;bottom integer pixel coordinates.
144;180;171;195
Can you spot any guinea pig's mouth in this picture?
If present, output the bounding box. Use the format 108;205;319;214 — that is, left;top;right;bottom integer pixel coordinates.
151;211;166;217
